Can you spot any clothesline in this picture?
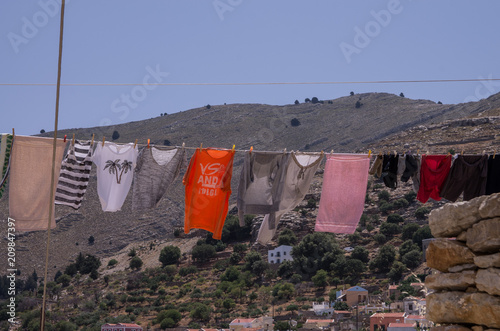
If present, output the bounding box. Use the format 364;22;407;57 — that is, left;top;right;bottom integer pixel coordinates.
2;78;500;87
54;133;498;157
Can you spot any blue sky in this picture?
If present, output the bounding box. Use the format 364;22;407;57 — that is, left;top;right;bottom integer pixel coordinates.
2;0;500;135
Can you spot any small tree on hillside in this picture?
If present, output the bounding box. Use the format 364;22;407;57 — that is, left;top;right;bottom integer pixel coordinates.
294;100;299;105
290;118;301;127
400;92;405;97
112;130;120;140
159;245;181;266
350;91;354;96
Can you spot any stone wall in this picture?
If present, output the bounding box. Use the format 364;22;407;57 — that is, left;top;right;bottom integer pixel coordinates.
425;192;500;331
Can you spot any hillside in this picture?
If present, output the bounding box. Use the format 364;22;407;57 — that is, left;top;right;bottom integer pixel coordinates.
1;92;500;279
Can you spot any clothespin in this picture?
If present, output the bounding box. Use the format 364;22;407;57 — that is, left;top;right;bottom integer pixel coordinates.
147;139;150;149
182;142;185;148
483;150;486;155
417;149;420;156
232;144;235;152
330;149;334;155
393;150;397;156
102;136;105;147
283;148;287;155
461;150;464;156
200;143;203;150
134;139;138;149
72;133;75;146
12;128;15;137
368;150;372;159
493;150;496;159
249;146;253;153
64;134;67;142
91;134;95;146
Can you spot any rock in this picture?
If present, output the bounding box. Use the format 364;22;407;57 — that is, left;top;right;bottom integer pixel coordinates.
430;326;472;331
448;264;477;273
425;270;476;291
456;231;467;242
474;253;500;268
427;239;475;272
471;327;484;331
429;196;486;237
427;291;500;328
476;268;500;296
466;218;500;253
478;193;500;219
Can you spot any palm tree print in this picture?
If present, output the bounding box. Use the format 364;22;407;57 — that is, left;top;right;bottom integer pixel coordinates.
118;160;133;184
104;159;122;183
104;159;133;184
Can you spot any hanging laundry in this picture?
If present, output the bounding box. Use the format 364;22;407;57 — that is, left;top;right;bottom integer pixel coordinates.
440;154;488;202
257;152;323;244
486;154;500;195
315;154;369;234
416;154;452;203
397;154;406;176
9;136;67;231
0;134;13;199
401;154;418;183
54;139;93;209
237;151;289;229
183;148;235;240
93;142;138;212
368;154;383;178
132;146;187;210
381;154;399;189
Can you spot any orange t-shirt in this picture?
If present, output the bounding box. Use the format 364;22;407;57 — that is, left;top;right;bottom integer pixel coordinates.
183;148;235;240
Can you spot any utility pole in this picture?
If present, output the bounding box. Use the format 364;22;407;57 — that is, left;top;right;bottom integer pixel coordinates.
355;305;359;331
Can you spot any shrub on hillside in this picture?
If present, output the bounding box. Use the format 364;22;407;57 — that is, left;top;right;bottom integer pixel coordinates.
159;245;181;266
402;223;420;241
402;250;422;269
373;233;387;245
380;222;401;236
369;244;396;273
377;190;390;201
394;198;409;208
404;191;417;203
387;213;404;224
291;118;301;127
415;207;430;219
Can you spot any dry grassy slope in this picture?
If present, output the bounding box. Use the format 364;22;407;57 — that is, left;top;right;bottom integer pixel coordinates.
2;91;500;279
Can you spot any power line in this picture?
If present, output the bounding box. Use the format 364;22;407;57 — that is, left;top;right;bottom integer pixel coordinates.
0;78;499;87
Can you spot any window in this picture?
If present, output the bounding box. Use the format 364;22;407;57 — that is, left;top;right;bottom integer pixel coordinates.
271;260;274;264
277;259;280;263
271;253;274;257
409;304;413;311
283;251;287;255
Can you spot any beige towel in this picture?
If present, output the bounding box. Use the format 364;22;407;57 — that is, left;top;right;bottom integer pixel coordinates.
9;136;67;232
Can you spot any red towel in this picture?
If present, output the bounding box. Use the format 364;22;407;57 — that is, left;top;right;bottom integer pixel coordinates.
416;155;452;203
315;155;369;234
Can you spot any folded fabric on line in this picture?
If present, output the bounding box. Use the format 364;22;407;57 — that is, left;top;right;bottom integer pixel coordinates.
257;152;323;244
237;151;289;230
315;154;369;234
9;136;67;232
132;146;187;210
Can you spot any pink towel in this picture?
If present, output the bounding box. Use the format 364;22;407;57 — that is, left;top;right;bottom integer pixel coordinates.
315;155;369;234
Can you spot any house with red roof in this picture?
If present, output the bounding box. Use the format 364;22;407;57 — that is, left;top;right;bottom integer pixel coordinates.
101;323;143;331
370;312;406;331
387;322;416;330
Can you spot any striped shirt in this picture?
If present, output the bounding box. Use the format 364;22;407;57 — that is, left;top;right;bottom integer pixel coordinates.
55;140;93;209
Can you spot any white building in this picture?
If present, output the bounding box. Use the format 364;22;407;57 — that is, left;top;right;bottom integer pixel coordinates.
312;301;334;317
268;245;293;264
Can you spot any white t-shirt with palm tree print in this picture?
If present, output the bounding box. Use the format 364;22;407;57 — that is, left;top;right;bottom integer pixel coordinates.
93;142;138;212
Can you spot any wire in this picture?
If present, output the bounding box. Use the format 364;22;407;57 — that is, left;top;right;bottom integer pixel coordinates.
1;78;499;87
